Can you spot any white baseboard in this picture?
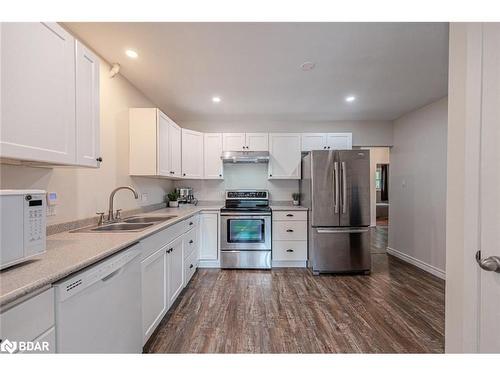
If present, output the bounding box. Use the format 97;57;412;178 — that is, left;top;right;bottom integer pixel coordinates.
272;260;307;268
198;260;220;268
386;247;446;280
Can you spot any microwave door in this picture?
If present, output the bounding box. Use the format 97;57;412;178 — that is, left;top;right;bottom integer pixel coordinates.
310;150;339;227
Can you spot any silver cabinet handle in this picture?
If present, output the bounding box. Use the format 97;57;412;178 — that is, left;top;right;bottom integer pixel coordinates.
476;251;500;273
341;161;347;214
333;162;339;214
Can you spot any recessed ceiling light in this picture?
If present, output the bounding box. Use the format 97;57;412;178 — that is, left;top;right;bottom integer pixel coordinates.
212;96;221;103
125;49;138;59
300;61;316;71
345;95;356;103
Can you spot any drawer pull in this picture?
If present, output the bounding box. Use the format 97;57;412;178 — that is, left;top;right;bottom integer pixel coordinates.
286;249;294;252
189;240;194;244
286;214;294;217
190;264;194;269
167;247;173;254
286;229;294;232
189;222;193;226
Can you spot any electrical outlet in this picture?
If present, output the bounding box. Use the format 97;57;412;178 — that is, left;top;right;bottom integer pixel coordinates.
141;193;148;203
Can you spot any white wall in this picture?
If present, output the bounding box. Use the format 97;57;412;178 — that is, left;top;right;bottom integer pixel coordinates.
180;120;393;147
0;60;173;225
175;163;298;202
388;97;447;277
361;147;390;226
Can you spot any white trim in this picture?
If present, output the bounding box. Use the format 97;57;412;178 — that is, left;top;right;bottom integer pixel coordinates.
198;260;220;268
386;247;446;280
272;260;307;268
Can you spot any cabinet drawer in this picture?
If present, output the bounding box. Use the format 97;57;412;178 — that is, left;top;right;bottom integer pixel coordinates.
0;288;54;344
141;221;185;260
273;221;307;241
184;250;198;287
273;210;307;221
272;241;307;261
182;214;199;233
184;226;199;260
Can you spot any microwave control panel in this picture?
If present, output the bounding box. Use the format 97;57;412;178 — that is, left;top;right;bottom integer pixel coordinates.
23;193;46;256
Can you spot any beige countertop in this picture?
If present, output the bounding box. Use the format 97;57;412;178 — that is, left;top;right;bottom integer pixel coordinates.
270;205;308;211
0;204;222;308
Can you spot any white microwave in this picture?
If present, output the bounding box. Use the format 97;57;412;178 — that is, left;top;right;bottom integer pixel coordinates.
0;190;47;270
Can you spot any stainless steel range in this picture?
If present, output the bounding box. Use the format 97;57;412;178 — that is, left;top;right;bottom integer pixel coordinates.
220;190;271;269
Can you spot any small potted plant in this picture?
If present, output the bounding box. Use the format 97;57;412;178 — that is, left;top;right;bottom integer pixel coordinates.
292;192;300;206
167;190;180;208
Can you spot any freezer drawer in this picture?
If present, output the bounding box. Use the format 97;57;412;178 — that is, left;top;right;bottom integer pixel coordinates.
310;227;371;274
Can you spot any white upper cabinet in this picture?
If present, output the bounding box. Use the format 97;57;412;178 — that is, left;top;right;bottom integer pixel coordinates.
301;133;328;151
75;40;100;167
0;23;101;167
181;129;204;178
268;133;301;179
222;132;269;151
204;133;223;179
129;108;182;178
0;22;76;165
301;133;352;151
222;133;246;151
246;133;268;151
327;133;352;150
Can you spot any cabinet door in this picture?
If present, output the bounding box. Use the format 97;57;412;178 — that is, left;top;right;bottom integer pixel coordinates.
167;237;184;306
268;133;301;179
246;133;269;151
0;22;76;164
222;133;246;151
157;111;171;176
181;129;204;178
75;40;100;167
168;119;182;177
204;133;223;179
200;212;219;260
327;133;352;150
301;133;327;151
141;247;167;344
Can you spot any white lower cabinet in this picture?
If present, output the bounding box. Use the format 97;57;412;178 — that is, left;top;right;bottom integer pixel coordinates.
272;210;308;267
141;246;168;344
167;236;184;307
199;211;219;266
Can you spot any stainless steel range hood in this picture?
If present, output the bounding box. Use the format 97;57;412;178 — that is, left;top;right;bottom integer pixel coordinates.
221;151;270;164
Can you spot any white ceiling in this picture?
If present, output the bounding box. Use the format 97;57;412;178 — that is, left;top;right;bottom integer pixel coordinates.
66;22;449;123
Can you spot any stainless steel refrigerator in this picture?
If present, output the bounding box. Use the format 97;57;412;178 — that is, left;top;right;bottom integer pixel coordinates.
300;150;371;275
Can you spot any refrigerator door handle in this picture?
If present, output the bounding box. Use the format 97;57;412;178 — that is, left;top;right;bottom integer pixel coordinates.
316;228;369;234
341;161;347;214
333;161;339;213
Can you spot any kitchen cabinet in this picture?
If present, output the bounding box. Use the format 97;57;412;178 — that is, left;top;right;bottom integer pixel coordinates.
203;133;223;179
0;23;101;167
222;132;268;151
199;212;219;264
272;210;308;267
301;133;352;151
167;236;184;306
141;246;168;344
181;129;204;178
268;133;301;179
75;40;100;167
129;108;182;178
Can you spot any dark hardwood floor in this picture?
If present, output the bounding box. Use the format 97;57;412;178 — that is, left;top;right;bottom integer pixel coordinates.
145;227;445;353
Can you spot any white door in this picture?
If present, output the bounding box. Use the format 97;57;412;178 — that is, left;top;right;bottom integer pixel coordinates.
199;212;219;260
75;40;100;167
141;247;167;344
327;133;352;150
268;133;301;179
0;22;76;164
476;23;500;353
168;119;182;177
157;111;170;176
301;133;327;151
246;133;269;151
167;237;184;306
222;133;246;151
204;133;223;179
181;129;204;178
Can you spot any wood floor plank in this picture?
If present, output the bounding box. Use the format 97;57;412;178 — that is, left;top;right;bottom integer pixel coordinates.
145;227;445;353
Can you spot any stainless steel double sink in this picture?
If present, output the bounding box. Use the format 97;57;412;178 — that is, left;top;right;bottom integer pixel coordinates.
71;215;177;233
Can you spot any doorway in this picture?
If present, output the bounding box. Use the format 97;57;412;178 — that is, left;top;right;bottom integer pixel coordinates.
376;163;389;227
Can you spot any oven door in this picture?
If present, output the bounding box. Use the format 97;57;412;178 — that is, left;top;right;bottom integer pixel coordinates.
220;213;271;250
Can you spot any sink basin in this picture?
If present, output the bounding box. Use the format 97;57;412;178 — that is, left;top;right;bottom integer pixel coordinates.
90;223;154;232
123;215;176;224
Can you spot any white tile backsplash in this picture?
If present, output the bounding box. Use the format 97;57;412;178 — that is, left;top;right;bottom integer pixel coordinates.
174;164;299;202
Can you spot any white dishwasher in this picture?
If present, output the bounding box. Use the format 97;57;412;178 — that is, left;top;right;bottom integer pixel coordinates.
54;243;142;353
